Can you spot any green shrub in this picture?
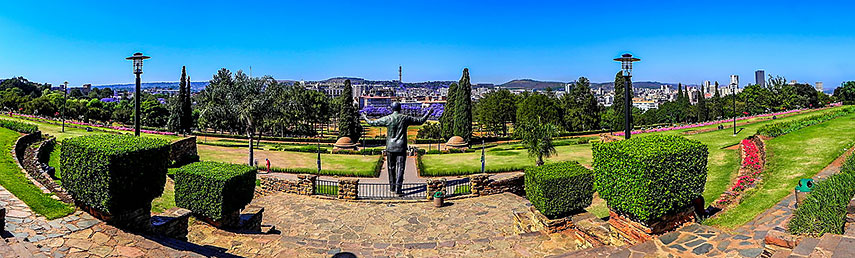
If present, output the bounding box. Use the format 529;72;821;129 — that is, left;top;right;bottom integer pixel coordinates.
0;119;38;134
61;135;170;214
593;135;708;223
758;109;851;137
525;162;594;219
789;156;855;236
174;161;256;220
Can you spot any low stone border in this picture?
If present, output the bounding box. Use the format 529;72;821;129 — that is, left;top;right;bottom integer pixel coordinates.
608;208;695;245
11;132;74;203
513;206;611;249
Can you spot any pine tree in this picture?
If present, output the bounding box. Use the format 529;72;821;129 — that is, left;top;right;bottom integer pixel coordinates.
711;81;722;119
440;82;458;139
167;66;187;133
453;68;473;141
697;89;708;121
337;79;362;141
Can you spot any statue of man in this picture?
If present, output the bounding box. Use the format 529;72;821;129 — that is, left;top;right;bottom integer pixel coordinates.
362;102;430;195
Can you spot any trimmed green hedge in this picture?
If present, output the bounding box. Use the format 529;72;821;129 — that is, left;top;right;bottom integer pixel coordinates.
788;156;855;236
525;162;594;219
0;119;38;134
593;135;708;223
758;109;852;137
174;161;256;220
61;135;170;213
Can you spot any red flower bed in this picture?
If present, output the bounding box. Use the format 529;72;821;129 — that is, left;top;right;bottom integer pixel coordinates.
715;138;765;206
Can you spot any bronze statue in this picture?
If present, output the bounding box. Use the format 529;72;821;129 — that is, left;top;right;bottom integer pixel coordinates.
362;102;430;195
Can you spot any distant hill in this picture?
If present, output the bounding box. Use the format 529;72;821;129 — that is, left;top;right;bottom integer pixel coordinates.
94;82;209;92
497;79;688;91
499;79;566;90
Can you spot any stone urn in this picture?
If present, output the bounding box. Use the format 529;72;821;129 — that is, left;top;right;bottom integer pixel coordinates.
333;137;358;151
446;136;468;150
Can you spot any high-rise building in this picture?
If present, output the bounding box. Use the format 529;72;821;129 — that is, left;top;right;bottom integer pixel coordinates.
730;75;739;87
816;82;824;92
703;81;711;94
755;70;765;87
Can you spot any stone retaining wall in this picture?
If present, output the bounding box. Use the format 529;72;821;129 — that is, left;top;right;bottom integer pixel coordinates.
426;178;446;200
13;133;74;203
513;207;609;249
151;207;192;241
338;179;359;200
608;208;695;245
169;136;199;167
13;131;41;162
469;173;525;196
257;175;316;196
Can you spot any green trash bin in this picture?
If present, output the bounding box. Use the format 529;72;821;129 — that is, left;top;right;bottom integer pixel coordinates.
794;178;814;208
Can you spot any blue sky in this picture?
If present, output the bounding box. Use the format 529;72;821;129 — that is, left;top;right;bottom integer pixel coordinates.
1;0;853;89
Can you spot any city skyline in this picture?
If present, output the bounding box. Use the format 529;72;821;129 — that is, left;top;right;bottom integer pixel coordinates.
1;1;853;89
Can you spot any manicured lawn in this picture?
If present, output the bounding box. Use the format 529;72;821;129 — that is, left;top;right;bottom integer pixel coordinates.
48;145;62;185
198;145;380;177
151;177;176;214
705;111;855;228
315;184;338;195
0;116;183;142
646;107;846;206
0;127;74;219
420;143;593;176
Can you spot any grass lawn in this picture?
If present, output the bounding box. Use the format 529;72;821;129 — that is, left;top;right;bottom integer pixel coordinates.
420;143;593;176
198;145;380;177
704;110;855;228
315;184;338;195
0;127;74;219
644;107;845;206
48;145;62;185
0;116;183;142
151;177;176;214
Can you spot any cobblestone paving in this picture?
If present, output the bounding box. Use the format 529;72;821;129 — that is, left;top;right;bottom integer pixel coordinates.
184;192;588;257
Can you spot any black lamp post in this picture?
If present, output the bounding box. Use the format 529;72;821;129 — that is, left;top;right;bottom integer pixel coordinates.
613;53;640;139
61;81;68;133
732;81;738;135
125;52;150;136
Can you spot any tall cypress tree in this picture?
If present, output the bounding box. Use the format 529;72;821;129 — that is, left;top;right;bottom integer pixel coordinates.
453;68;473;141
337;79;362;141
440;83;458;139
612;71;627;131
711;81;722;119
180;70;192;134
167;66;187;132
697;88;708;121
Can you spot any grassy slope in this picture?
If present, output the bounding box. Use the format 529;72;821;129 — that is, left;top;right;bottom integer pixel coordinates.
151;178;176;214
48;146;62;184
421;144;593;176
0;116;182;142
0;127;74;219
705;111;855;227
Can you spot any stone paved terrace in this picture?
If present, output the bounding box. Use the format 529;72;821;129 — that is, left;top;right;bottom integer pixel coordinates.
185;192;589;257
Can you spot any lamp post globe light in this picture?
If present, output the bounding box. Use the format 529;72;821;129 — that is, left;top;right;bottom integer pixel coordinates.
125;52;150;136
613;53;640;139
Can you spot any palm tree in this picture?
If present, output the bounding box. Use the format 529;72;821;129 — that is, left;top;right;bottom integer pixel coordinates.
516;121;558;166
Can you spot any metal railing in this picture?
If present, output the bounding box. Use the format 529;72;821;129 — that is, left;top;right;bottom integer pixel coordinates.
445;177;471;197
315;179;338;196
359;182;427;199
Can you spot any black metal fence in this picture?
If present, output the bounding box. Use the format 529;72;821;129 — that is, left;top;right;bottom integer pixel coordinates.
359;182;427;199
315;179;338;196
445;178;471;197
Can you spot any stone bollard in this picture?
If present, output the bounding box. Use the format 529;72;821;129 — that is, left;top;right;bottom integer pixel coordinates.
426;178;447;200
469;174;490;196
337;179;359;200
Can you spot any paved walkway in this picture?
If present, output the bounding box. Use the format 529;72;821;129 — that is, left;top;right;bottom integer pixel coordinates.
185;192;588;257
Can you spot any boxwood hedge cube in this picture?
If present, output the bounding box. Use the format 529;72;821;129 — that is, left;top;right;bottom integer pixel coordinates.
525;162;594;219
593;135;708;223
61;135;170;214
174;162;256;220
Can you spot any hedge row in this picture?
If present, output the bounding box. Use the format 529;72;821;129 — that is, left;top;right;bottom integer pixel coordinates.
61;135;170;213
525;162;594;219
174;161;256;220
0;119;38;134
788;156;855;236
593;135;708;223
757;108;853;137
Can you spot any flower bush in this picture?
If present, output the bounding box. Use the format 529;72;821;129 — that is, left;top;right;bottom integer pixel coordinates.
715;137;765;206
615;109;804;136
